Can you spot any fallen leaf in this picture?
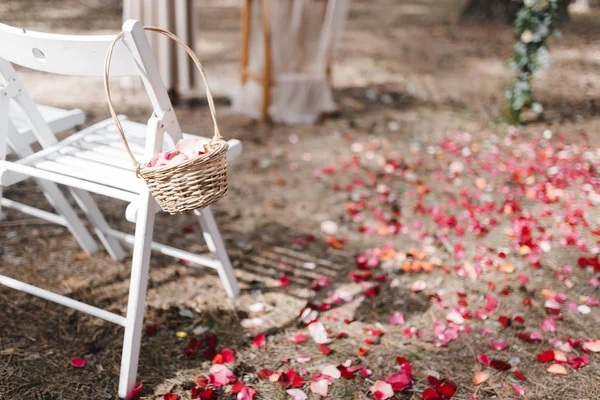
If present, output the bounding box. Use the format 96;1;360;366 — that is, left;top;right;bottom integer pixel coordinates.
72;252;92;261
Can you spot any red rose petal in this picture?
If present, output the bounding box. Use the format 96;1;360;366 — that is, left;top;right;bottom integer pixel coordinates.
319;344;333;355
537;350;555;363
422;387;441;400
438;382;456;398
513;370;526;381
71;357;86;368
489;359;511;371
231;382;245;394
252;333;266;348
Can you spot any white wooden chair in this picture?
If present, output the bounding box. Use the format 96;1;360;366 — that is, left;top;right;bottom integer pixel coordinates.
0;20;241;399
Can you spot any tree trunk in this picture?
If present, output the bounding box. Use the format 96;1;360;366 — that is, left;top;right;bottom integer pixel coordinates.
461;0;570;22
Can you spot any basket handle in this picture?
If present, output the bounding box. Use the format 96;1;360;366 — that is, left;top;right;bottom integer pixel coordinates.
103;26;222;169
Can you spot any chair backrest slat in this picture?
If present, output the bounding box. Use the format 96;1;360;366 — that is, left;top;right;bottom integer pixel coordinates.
0;20;183;152
0;23;139;77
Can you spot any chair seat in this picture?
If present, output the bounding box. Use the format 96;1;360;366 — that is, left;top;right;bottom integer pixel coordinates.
4;117;242;219
9;103;86;146
10;103;86;135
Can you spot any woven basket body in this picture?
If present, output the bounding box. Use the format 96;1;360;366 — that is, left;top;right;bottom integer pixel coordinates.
139;140;229;214
104;26;229;214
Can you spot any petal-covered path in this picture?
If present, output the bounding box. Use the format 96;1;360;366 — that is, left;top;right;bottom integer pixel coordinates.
153;128;600;400
1;1;600;400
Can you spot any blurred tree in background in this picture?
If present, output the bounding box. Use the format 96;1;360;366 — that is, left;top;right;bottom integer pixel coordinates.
461;0;570;22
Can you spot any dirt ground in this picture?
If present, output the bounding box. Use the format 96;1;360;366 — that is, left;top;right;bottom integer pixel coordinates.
1;1;600;399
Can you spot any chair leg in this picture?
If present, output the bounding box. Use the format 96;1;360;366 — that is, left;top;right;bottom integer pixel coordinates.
240;0;251;85
69;188;126;261
194;207;239;298
0;186;4;222
0;97;9;221
118;193;157;399
261;0;272;123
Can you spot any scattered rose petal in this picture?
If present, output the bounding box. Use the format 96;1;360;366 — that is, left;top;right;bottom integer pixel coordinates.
473;371;489;385
221;348;235;363
237;387;256;400
208;364;236;387
252;334;266;348
513;370;526;381
547;363;568;375
71;357;86;368
488;341;507;351
290;334;308;344
297;354;311;363
319;344;333;355
286;389;308;400
389;312;405;325
322;365;342;379
541;318;557;332
512;383;526;397
422;387;441;400
583;340;600;352
489;359;511;371
370;380;394;400
310;379;330;397
411;280;427;292
385;365;412;392
537;350;555;363
308;321;330;344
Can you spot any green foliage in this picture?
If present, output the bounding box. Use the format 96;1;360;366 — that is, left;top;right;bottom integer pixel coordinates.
506;0;560;124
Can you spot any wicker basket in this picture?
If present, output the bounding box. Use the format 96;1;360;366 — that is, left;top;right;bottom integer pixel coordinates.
103;27;228;214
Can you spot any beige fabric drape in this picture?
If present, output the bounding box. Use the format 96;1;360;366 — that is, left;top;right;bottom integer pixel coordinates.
123;0;198;95
232;0;350;125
